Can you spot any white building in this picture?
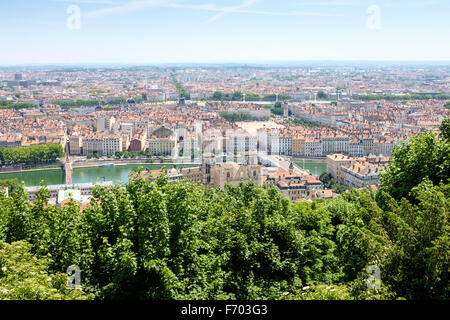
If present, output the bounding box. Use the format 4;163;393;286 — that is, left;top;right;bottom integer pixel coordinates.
102;135;123;155
304;140;323;157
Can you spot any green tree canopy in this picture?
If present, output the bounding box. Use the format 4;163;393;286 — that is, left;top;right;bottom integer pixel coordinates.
379;131;450;202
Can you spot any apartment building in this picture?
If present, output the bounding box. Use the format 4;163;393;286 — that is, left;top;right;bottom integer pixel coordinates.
82;134;103;155
341;162;381;188
291;137;305;156
69;134;83;155
102;135;123;155
279;136;292;156
97;116;116;133
326;153;355;184
327;153;387;187
322;137;350;155
304;139;323;157
147;137;176;156
264;166;325;202
226;132;257;154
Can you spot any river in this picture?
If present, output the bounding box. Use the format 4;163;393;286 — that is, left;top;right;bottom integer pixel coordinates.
0;161;327;186
295;161;327;177
0;164;198;186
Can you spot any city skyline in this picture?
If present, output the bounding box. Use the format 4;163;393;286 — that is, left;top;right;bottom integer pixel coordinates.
1;0;449;65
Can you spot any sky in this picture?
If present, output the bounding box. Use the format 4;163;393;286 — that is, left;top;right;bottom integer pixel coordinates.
0;0;449;65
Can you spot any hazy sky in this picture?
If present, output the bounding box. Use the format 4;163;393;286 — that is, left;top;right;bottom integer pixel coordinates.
1;0;449;65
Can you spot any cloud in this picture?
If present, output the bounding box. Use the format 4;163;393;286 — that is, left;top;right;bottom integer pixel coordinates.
204;0;263;24
82;0;337;21
53;0;125;4
84;0;174;18
299;1;355;6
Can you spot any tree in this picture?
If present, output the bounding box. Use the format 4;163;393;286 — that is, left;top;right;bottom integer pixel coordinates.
0;178;23;196
212;91;223;101
379;130;450;202
379;180;449;299
0;144;65;165
317;91;327;99
440;116;450;140
0;241;92;300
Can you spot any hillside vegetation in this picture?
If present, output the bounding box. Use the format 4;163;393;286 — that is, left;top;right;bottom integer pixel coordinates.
0;119;448;300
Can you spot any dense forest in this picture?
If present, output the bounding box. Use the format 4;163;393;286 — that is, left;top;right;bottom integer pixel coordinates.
0;119;448;300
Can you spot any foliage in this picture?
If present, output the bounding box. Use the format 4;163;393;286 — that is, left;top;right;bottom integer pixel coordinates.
0;100;37;110
377;181;449;299
281;284;353;300
378;130;449;202
0;144;65;165
0;178;23;196
440;116;450;140
220;112;260;122
0;241;92;300
284;118;323;128
171;76;190;99
52;99;105;107
317;91;327;99
0;127;448;300
319;173;350;194
211;91;261;101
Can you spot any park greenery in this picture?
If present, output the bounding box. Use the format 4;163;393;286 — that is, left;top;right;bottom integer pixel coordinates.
283;118;323;128
0;100;37;110
317;91;327;99
0;119;448;300
52;97;144;108
211;91;291;102
172;76;190;100
52;99;106;108
0;144;65;165
219;112;260;122
263;102;285;116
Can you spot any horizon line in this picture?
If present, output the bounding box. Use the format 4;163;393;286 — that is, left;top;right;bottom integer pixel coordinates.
1;60;450;68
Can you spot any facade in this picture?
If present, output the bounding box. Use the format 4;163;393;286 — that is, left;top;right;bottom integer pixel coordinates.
69;134;83;155
279;136;292;156
322;137;350;155
102;135;123;155
304;140;323;157
131;155;263;189
264;166;325;202
291;137;305;156
0;135;22;148
341;162;381;188
82;134;103;155
96;116;116;133
326;153;355;184
327;153;387;187
147;137;176;156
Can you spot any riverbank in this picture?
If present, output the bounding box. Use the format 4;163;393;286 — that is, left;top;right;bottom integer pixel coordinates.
0;163;200;187
0;159;201;173
0;166;62;174
0;161;63;173
72;158;201;168
289;156;327;162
